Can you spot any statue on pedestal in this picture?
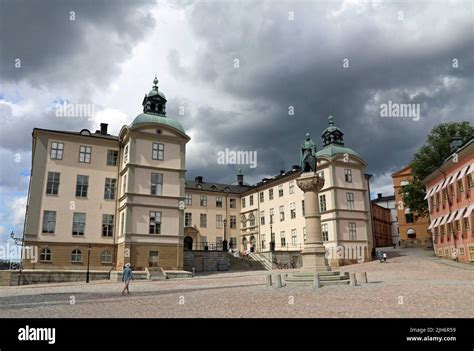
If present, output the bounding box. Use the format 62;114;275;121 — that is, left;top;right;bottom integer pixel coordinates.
300;133;317;173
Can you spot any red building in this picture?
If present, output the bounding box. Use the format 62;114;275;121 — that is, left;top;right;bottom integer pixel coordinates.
371;202;393;247
424;137;474;263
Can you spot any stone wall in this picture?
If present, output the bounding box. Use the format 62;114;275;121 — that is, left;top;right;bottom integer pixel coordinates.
183;251;229;272
0;270;112;286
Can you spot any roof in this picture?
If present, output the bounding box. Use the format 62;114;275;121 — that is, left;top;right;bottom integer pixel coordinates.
185;181;251;194
33;128;119;141
316;145;362;159
130;113;185;134
372;195;395;203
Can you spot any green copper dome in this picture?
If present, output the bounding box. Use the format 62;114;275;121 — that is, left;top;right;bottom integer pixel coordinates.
130;113;185;133
316;145;362;159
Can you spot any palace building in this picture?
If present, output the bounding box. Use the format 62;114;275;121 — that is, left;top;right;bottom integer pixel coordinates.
423;137;474;262
22;78;373;271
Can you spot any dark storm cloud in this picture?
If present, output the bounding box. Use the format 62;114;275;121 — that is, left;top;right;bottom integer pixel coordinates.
0;0;156;90
177;0;474;185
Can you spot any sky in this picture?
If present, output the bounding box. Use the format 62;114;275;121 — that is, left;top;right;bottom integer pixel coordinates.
0;0;473;251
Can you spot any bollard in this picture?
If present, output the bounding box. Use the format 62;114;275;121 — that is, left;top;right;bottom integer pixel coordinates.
313;273;320;289
192;267;195;277
349;272;356;286
276;274;283;288
360;272;368;283
266;274;273;287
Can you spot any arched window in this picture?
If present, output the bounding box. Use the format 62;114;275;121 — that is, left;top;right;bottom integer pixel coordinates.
100;250;112;263
71;249;82;262
241;214;247;228
406;228;416;239
158;104;163;113
249;213;256;226
40;248;52;262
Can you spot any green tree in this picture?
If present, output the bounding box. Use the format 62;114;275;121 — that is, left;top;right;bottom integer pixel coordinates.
402;122;474;218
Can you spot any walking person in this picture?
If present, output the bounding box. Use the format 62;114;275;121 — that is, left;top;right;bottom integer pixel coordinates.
121;263;133;295
383;252;387;263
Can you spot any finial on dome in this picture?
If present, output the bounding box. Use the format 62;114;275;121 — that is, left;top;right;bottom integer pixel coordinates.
153;76;159;90
328;115;334;126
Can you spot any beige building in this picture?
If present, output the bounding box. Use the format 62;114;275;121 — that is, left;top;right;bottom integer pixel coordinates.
23;77;190;271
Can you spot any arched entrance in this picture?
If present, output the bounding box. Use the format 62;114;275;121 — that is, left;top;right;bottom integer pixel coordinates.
184;236;193;251
250;235;256;252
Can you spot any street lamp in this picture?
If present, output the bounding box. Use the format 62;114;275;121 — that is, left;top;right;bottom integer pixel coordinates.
223;219;228;252
270;223;275;267
86;244;92;283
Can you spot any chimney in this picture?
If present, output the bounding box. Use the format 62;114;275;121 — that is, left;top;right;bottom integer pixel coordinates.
236;169;244;186
292;165;301;172
280;170;285;176
449;133;464;153
195;176;203;183
100;123;108;135
377;193;382;199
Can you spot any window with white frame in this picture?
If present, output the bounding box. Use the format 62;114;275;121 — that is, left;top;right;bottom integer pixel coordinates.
320;195;327;212
230;198;236;208
242;197;246;208
216;215;223;229
46;172;60;195
289;181;295;194
152;143;164;160
349;222;357;240
120;212;125;236
75;175;89;197
40;248;52;262
100;250;113;263
149;211;161;234
150;173;163;195
346;192;355;210
50;142;64;160
72;213;86;236
269;189;274;200
102;214;114;237
122;174;127;195
270;208;274;224
250;195;254;206
216;196;223;208
260;210;265;225
200;214;207;228
303;227;306;243
344;169;352;183
230;216;236;229
302;200;305;216
42;211;56;234
107;149;118;166
185;194;192;205
280;231;286;246
79;146;92;163
290;202;296;219
123;144;129;164
104;178;116;200
185;212;192;227
71;249;82;262
278;185;284;197
279;205;285;222
200;195;207;207
322;223;328;241
259;191;264;203
291;229;297;245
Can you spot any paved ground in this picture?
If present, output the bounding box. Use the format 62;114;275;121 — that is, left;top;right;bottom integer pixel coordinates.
0;248;473;318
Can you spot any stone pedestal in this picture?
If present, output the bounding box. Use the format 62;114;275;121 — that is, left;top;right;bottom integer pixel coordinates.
296;172;331;272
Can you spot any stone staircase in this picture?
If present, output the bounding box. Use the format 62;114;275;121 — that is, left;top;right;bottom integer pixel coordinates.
227;253;266;271
249;252;273;270
283;271;350;286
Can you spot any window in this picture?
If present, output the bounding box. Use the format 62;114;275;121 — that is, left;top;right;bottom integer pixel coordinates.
50;142;64;160
349;222;356;240
230;215;236;229
185;213;192;227
302;200;305;216
106;150;118;166
464;218;470;230
322;223;329;241
100;250;113;263
468;174;473;188
290;202;296;219
200;214;207;228
279;205;285;222
280;231;286;247
75;175;89;197
270;208;274;224
149;211;162;234
152;143;164;160
291;229;297;246
303;227;306;243
242;198;246;208
459;246;465;256
200;236;208;250
278;185;283;197
185;194;192;206
344;169;352;183
124;145;129;163
150;173;163;196
79;146;92;163
250;195;254;206
72;213;86;236
441;225;446;236
122;174;127;195
200;196;207;207
346;192;354;210
102;214;114;237
320;195;327;212
230;198;236;208
120;212;125;236
42;211;56;234
216;215;223;229
71;249;82;263
260;211;265;225
216;237;223;250
259;191;264;203
40;248;52;262
241;215;247;228
405;213;414;223
46;172;60;195
230;237;237;248
104;178;116;200
458;179;464;193
269;189;274;200
289;181;295;194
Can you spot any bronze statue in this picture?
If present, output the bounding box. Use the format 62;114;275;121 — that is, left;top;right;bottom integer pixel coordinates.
300;133;317;173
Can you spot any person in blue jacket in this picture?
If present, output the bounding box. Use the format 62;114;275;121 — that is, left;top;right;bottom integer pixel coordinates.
121;263;133;295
